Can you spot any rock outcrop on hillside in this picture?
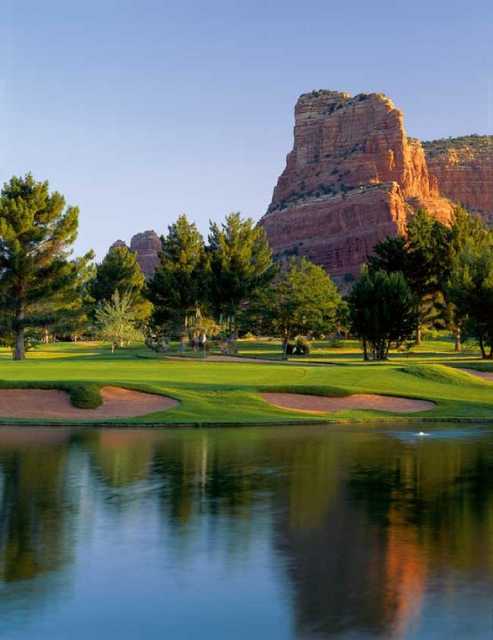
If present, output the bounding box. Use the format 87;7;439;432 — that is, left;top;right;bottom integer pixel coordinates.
260;90;454;280
423;136;493;225
110;230;161;277
130;231;161;276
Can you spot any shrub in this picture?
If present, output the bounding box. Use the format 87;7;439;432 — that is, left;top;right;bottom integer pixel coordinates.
295;335;310;355
69;383;103;409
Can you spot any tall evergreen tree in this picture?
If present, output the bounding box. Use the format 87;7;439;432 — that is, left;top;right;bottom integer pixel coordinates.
0;174;79;360
91;245;149;321
368;209;450;343
147;214;207;340
349;269;418;361
448;223;493;358
208;213;274;334
47;251;96;341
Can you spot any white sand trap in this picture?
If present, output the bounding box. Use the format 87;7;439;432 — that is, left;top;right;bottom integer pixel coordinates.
261;392;434;414
462;368;493;381
0;386;177;420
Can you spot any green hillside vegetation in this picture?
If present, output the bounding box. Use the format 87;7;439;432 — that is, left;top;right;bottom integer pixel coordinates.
423;134;493;157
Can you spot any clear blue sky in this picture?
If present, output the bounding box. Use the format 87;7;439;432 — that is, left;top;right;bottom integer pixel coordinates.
1;0;492;258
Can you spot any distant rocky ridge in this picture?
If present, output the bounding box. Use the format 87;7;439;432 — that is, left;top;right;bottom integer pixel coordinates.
423;135;493;225
110;230;161;277
259;89;455;280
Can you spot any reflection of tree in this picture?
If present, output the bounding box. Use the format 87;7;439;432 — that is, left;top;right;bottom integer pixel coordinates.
88;430;154;487
151;431;273;557
2;424;493;638
0;432;73;583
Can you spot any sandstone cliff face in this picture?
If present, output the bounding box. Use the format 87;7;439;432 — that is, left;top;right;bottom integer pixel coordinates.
423;136;493;224
109;230;161;277
130;230;161;276
261;90;453;279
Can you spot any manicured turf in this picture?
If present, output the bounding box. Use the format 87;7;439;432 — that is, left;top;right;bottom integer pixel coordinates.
0;338;492;425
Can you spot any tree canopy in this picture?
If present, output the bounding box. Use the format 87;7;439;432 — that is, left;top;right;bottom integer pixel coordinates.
349;269;418;360
254;257;341;341
208;213;274;333
147;214;208;339
0;174;79;359
91;245;149;321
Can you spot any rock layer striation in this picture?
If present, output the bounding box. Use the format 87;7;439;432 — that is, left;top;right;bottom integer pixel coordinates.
260;90;454;279
423;135;493;225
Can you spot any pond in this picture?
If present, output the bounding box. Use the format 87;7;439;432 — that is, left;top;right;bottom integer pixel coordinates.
0;424;492;639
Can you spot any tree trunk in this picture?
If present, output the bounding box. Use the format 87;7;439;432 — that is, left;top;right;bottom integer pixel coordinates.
14;309;25;361
454;327;461;353
415;324;422;346
479;334;487;359
363;339;368;362
42;327;49;344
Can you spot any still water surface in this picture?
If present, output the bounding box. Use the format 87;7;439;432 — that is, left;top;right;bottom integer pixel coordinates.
0;425;492;639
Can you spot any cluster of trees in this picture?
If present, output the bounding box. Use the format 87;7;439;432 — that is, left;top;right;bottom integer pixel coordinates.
0;175;343;359
348;207;493;360
3;174;493;363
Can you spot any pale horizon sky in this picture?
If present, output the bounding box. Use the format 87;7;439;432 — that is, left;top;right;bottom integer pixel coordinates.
0;0;492;259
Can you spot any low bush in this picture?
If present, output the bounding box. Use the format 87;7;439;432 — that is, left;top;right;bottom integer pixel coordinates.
69;383;103;409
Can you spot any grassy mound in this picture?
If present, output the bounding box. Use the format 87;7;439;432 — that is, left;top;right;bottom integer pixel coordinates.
0;380;103;409
400;365;488;386
257;384;349;397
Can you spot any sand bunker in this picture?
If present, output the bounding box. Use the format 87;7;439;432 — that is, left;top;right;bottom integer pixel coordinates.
0;386;178;420
462;368;493;382
261;392;434;414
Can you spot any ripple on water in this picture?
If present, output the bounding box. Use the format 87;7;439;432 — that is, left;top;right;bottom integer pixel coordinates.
387;427;493;443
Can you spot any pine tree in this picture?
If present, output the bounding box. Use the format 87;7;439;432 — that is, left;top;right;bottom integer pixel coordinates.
368;209;450;344
91;245;150;321
208;213;274;335
147;214;207;342
0;174;79;360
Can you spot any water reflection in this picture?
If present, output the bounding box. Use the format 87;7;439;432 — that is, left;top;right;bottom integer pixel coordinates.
0;426;492;638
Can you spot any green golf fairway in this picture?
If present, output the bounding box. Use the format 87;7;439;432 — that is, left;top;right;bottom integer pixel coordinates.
0;341;492;425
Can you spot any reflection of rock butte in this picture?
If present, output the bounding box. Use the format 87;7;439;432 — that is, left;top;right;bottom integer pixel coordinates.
384;509;427;638
0;386;177;420
261;392;434;414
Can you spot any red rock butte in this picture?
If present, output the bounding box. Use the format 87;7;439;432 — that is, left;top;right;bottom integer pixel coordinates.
111;230;161;277
260;90;492;281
